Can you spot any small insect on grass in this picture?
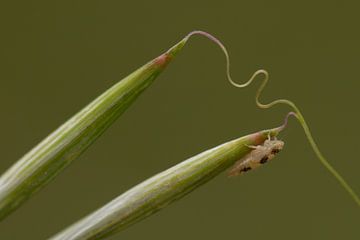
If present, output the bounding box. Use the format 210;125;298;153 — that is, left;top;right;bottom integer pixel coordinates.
228;136;284;177
227;112;293;177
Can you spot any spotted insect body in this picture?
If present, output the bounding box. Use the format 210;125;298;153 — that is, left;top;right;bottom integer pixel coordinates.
228;138;284;177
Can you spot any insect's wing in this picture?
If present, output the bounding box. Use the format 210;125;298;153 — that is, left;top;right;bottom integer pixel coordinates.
227;146;271;177
228;160;243;177
227;154;252;177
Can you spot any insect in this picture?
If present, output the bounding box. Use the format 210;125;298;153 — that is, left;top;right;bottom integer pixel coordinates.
228;137;284;177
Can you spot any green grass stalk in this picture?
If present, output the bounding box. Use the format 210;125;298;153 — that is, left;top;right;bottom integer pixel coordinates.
0;38;187;221
49;128;281;240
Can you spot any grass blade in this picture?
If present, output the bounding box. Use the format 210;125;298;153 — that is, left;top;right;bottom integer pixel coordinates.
0;38;187;221
49;127;282;240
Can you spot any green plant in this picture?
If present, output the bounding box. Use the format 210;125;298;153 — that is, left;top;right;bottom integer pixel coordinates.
0;31;358;240
0;35;186;221
50;126;285;240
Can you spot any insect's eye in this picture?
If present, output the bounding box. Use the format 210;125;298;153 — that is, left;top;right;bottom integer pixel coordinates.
271;148;280;154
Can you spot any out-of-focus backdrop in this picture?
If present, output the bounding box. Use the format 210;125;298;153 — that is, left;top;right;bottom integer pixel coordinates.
0;1;359;239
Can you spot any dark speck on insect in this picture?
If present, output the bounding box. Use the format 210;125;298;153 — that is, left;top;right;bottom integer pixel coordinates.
241;167;252;172
271;148;280;154
260;156;268;164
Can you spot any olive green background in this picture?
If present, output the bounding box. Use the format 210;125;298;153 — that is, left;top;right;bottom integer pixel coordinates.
0;0;359;239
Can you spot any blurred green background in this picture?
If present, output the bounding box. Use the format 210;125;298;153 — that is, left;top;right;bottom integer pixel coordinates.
0;0;359;239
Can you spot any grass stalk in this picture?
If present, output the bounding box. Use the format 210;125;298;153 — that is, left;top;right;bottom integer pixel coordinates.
49;127;282;240
0;37;187;221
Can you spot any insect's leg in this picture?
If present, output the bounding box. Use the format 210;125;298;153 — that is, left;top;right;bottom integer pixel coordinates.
244;144;258;149
267;132;272;141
